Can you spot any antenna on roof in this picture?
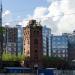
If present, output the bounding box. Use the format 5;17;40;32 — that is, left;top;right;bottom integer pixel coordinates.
0;0;2;27
0;0;2;12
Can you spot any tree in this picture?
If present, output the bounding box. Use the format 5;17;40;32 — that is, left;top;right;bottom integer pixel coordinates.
17;54;25;61
2;52;12;61
11;54;17;61
42;56;68;69
24;56;30;67
2;52;25;62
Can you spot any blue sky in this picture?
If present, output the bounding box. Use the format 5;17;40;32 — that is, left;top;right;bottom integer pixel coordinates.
3;0;49;19
2;0;75;34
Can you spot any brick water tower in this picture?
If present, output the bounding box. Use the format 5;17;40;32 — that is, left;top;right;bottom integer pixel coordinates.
23;20;43;67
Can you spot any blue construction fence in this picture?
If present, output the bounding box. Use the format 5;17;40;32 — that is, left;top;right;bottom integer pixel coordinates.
4;67;55;75
3;67;75;75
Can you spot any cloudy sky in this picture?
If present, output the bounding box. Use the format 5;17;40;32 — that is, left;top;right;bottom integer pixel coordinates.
2;0;75;34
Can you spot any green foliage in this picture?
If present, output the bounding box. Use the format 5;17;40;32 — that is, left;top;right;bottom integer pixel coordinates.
42;56;67;68
0;27;3;33
17;54;25;61
24;56;30;62
2;52;12;61
2;52;25;61
11;54;17;61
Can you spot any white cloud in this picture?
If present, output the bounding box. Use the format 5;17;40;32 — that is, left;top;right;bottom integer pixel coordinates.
5;0;75;34
56;0;75;34
4;22;10;25
57;14;75;33
33;7;48;19
2;10;11;17
30;0;75;34
27;0;61;33
18;7;48;27
2;22;10;27
18;19;29;27
2;10;13;26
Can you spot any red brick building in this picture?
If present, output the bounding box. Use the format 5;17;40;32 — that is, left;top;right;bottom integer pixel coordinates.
23;20;43;67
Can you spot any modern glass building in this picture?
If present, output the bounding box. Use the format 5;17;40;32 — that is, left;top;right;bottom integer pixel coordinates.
3;25;18;55
16;25;23;55
52;35;68;59
42;26;51;56
62;31;75;61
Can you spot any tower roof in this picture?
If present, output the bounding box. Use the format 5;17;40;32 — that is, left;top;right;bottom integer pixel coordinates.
27;19;41;27
29;20;36;25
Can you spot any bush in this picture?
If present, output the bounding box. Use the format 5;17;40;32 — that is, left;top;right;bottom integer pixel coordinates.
2;52;25;62
42;56;68;69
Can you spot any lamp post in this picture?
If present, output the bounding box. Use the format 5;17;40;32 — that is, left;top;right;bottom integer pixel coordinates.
71;60;75;69
34;64;38;75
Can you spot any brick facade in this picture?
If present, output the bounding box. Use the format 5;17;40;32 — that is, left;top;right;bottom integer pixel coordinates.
23;20;43;67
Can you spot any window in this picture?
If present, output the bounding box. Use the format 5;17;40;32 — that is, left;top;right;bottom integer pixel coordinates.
24;48;25;50
54;54;56;57
34;39;38;45
27;31;29;34
66;50;68;53
27;50;30;55
24;51;25;53
53;50;56;53
62;50;65;53
58;50;60;53
35;50;37;53
34;55;38;60
8;48;11;51
63;54;65;57
58;54;61;57
57;42;61;44
66;54;68;57
43;52;46;56
34;31;38;38
28;40;30;44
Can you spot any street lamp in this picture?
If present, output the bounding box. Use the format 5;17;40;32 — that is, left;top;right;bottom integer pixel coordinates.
34;64;38;75
71;60;75;68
